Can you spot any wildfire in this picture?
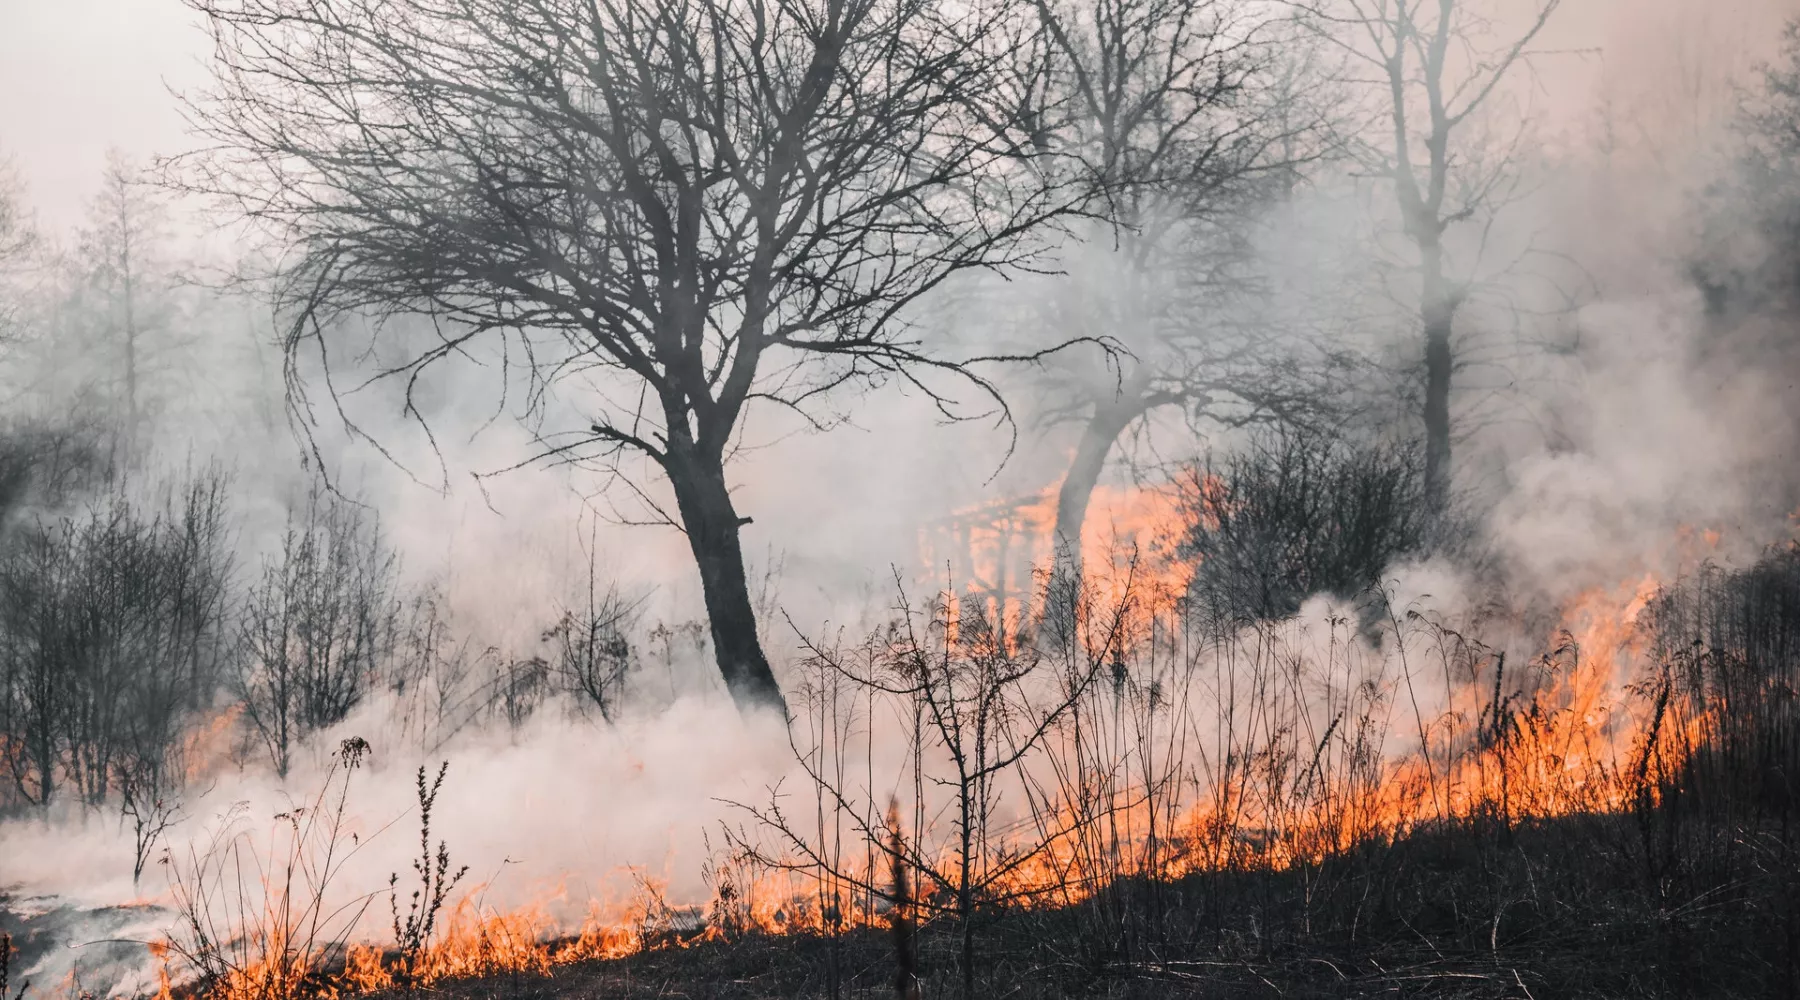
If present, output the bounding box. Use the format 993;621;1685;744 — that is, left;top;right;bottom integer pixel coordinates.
973;571;1697;901
155;885;685;1000
182;706;245;786
918;481;1193;637
142;487;1738;1000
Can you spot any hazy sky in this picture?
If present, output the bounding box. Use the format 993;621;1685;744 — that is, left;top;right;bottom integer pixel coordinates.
2;0;1798;234
2;0;1799;618
0;0;207;231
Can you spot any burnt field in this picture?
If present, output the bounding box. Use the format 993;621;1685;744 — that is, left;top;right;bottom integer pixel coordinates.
40;543;1784;1000
346;814;1799;1000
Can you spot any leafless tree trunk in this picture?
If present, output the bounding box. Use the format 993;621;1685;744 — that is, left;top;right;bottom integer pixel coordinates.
667;441;785;710
1020;0;1329;592
79;151;167;466
1301;0;1562;507
1049;375;1155;586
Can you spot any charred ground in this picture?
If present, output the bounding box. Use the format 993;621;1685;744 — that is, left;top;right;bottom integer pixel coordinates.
350;813;1798;999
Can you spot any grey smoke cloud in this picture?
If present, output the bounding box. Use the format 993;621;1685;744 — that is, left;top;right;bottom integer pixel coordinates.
0;0;1795;614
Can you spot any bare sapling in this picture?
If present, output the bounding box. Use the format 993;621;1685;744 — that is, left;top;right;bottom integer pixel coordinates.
163;736;381;1000
543;548;639;725
734;575;1126;999
388;761;468;990
117;753;190;886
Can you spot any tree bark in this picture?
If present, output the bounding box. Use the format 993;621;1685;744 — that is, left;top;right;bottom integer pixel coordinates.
1420;245;1453;509
667;444;789;718
1049;380;1157;596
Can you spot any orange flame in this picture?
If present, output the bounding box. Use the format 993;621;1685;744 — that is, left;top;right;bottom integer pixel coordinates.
154;488;1734;1000
918;482;1194;637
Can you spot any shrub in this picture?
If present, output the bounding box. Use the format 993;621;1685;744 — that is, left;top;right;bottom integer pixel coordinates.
237;483;400;778
1180;430;1433;628
1646;545;1800;819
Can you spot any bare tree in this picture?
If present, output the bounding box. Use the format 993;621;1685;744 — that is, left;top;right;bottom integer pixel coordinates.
0;522;71;808
1012;0;1333;591
0;162;29;261
1694;22;1800;321
0;156;41;353
76;151;174;464
543;550;640;725
179;0;1084;717
115;473;235;878
0;464;233;816
1297;0;1563;506
384;585;488;750
237;482;400;778
118;755;192;886
1179;428;1433;628
732;580;1123;998
0;152;34;293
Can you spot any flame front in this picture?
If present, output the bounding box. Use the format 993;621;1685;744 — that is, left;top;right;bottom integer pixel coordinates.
150;485;1736;1000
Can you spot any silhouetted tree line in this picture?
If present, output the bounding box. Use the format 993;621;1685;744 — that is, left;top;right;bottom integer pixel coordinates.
0;419;643;847
1694;24;1800;322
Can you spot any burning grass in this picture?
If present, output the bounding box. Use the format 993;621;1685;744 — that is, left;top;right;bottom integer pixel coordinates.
135;540;1800;1000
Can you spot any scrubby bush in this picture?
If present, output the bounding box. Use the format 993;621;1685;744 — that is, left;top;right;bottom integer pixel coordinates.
1179;430;1434;628
1647;545;1800;819
237;483;401;777
0;463;233;817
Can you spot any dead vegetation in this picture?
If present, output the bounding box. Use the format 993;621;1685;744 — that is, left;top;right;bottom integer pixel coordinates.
145;543;1800;1000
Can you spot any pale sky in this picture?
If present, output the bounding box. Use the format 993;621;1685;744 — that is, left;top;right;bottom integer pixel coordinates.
1;0;1797;233
0;0;207;232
